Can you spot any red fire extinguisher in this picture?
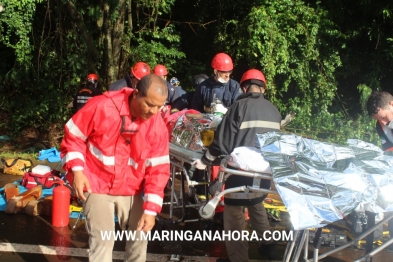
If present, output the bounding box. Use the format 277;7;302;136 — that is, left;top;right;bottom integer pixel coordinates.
52;180;70;227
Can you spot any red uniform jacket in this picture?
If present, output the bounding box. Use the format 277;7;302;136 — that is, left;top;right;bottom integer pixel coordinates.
60;88;170;214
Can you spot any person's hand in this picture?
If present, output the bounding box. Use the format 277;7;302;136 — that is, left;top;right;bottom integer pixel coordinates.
137;213;156;233
72;170;91;201
192;159;207;170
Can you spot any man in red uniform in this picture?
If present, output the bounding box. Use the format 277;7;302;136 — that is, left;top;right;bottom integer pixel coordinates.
61;74;170;262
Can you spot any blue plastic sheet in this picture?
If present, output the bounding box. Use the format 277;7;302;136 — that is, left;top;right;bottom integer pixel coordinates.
38;147;61;163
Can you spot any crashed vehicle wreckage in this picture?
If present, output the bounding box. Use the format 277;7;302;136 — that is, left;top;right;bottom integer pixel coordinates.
162;108;393;261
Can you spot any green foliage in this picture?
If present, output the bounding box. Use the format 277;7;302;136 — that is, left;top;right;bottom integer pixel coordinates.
219;1;338;120
213;0;383;145
0;0;392;149
127;25;186;72
0;0;43;67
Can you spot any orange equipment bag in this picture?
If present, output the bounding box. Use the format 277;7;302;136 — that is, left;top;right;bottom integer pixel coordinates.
1;158;33;175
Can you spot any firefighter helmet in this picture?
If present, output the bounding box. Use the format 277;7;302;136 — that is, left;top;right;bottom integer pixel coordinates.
194;74;209;88
170;77;180;86
153;64;168;76
131;62;151;80
87;73;98;83
211;53;234;71
240;69;266;88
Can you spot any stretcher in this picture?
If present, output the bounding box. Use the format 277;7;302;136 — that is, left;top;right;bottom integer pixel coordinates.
166;143;393;261
163;143;280;224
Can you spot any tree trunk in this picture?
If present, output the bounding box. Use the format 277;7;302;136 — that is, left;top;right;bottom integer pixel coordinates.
65;1;99;73
103;0;127;86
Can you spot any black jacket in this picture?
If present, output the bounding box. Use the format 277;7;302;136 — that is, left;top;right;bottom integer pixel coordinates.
166;81;180;106
108;74;133;91
376;121;393;151
73;83;103;113
203;92;282;206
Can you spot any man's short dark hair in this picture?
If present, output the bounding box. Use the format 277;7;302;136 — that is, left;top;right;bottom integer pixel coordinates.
366;91;393;116
136;74;167;98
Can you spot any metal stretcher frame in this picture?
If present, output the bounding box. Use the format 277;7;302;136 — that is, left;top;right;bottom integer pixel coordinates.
165;144;278;224
282;212;393;262
161;143;211;224
198;155;278;220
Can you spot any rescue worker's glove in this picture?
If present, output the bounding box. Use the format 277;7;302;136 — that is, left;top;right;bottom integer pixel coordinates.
214;103;228;115
192;159;207;170
281;111;296;127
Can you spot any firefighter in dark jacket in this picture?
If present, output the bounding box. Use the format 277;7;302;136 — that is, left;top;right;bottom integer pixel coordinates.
366;90;393;239
190;53;242;113
73;74;103;113
153;64;180;106
193;69;281;262
108;62;150;91
171;74;209;113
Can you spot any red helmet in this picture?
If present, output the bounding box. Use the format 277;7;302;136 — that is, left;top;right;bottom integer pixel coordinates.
211;53;234;71
131;62;151;80
87;73;98;83
240;69;266;87
153;64;168;76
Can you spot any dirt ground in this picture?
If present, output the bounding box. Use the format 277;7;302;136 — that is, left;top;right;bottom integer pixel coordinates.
0;124;64;154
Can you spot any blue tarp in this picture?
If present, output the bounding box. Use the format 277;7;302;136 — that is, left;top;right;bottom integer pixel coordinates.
38;147;61;163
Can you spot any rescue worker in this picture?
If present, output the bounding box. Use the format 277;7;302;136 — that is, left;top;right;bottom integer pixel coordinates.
153;64;180;106
193;69;281;261
72;73;102;113
190;53;242;113
366;90;393;238
60;74;170;262
170;77;186;96
171;74;209;113
109;61;150;91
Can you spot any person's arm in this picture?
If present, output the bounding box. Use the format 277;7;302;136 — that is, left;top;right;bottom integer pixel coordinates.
201;103;241;165
231;80;242;104
190;85;204;113
60;99;101;199
138;116;170;232
168;83;180;104
142;115;170;215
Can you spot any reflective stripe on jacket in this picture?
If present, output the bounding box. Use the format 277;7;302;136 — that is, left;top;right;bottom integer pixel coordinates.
61;88;170;214
205;92;281;206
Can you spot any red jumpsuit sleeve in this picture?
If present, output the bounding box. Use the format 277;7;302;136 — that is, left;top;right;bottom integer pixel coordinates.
142;116;170;215
60;97;101;172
